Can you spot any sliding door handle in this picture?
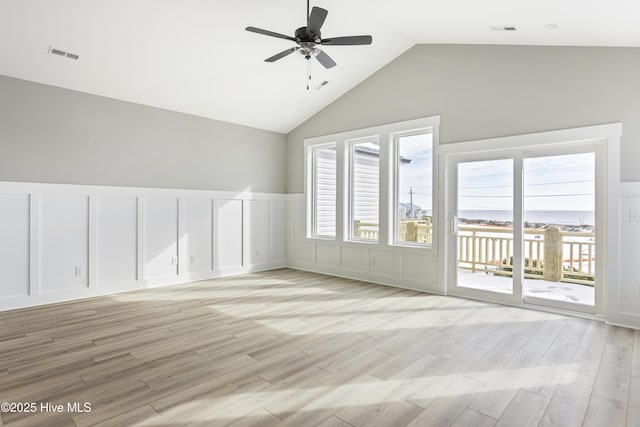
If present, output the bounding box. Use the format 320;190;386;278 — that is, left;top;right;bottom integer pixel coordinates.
449;217;458;233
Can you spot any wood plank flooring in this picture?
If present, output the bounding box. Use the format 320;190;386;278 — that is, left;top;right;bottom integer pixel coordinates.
0;268;638;426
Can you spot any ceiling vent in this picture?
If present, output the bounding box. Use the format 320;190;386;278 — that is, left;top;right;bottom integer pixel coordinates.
48;46;80;61
316;80;329;91
490;25;517;31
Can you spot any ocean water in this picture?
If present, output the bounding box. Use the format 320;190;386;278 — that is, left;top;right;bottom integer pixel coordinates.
457;210;595;226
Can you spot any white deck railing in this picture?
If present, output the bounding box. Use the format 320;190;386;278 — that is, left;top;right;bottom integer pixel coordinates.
354;221;595;286
457;226;595;286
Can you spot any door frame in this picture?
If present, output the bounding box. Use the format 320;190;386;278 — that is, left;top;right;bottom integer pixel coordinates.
438;123;621;318
446;151;523;307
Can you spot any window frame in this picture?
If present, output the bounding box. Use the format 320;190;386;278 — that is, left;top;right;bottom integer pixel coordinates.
391;129;435;248
304;115;440;249
306;141;337;240
347;136;381;243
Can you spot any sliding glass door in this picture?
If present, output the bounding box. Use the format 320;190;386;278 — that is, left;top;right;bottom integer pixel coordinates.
447;146;602;314
456;158;515;297
522;151;597;311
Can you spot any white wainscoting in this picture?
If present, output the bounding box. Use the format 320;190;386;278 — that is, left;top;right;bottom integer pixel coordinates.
217;199;244;273
245;199;269;266
96;195;138;286
40;194;90;292
286;194;442;293
182;198;214;275
144;196;179;280
613;182;640;329
0;182;287;311
0;193;30;298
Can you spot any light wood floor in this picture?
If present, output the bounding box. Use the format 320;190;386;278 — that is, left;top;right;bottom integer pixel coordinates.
0;269;638;427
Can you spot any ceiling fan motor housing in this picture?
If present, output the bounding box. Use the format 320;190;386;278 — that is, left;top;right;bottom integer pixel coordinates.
295;26;320;43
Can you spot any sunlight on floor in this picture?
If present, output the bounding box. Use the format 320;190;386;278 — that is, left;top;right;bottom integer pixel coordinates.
2;270;634;427
111;283;339;303
148;366;576;423
241;306;562;335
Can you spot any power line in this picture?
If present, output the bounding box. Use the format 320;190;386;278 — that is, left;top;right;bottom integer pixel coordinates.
460;179;593;190
460;193;594;198
409;187;414;213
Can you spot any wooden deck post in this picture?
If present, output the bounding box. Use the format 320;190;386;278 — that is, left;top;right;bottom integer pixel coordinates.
543;227;563;282
425;217;432;244
406;221;417;242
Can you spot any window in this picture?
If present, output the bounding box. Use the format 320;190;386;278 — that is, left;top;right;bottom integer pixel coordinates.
393;132;433;246
304;116;439;247
310;144;336;238
349;139;380;241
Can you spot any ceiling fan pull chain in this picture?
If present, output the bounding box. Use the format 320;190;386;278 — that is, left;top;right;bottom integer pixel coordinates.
307;58;311;90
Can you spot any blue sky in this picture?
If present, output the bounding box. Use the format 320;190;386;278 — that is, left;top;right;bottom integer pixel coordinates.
397;133;433;210
395;136;594;213
458;152;595;211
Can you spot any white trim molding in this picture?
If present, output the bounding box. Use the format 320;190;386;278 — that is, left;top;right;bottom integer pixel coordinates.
293;117;442;295
439;123;622;324
303;115;440;250
613;181;640;329
0;181;287;311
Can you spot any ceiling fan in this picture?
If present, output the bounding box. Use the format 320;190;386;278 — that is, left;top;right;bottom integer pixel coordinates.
245;0;373;70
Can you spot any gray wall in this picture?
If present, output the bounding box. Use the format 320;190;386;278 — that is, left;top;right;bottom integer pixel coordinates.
0;75;286;193
287;44;640;192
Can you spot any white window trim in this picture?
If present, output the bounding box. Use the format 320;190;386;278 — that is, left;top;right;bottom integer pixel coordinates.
304;116;440;249
390;128;435;248
438;122;621;318
347;135;381;243
305;141;337;240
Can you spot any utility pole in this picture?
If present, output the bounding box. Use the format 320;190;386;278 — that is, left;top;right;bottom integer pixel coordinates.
409;187;414;218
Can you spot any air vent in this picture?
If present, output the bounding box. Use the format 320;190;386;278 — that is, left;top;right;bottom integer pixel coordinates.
48;46;80;61
315;81;329;91
490;25;517;31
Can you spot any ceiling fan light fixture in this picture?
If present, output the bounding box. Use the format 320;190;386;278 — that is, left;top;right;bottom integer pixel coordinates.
296;42;321;59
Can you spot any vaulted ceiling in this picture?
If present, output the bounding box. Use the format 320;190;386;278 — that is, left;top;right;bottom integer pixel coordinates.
1;0;639;134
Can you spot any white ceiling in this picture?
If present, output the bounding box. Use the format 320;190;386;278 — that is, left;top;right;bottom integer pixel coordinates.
1;0;640;134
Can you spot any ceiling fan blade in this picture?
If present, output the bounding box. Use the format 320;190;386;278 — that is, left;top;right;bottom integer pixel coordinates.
307;7;328;35
245;26;295;42
265;48;296;62
316;50;336;69
321;35;373;46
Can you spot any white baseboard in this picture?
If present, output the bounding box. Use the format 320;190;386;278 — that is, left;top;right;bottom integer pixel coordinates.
605;313;640;331
286;261;440;295
0;261;287;312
